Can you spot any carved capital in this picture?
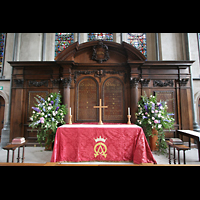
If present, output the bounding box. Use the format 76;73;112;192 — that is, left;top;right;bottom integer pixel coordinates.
61;77;72;87
130;77;139;88
14;79;24;87
178;78;189;86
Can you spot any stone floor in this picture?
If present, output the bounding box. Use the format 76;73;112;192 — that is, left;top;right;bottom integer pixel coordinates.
0;145;200;165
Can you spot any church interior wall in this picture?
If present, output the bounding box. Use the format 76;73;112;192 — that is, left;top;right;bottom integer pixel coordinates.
159;33;185;60
18;33;43;61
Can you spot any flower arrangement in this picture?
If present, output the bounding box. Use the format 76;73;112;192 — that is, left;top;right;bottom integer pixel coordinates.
29;92;67;148
135;92;175;154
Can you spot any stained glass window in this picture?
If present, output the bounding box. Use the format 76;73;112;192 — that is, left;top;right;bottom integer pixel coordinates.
88;33;113;41
0;33;6;71
127;33;147;57
55;33;74;57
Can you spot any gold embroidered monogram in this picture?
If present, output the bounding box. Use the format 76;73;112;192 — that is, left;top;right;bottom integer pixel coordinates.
94;136;107;158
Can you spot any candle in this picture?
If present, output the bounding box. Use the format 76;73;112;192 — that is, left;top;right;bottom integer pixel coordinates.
128;107;130;115
70;107;71;116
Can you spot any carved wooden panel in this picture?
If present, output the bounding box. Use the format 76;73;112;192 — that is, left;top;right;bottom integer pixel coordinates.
103;77;124;122
77;77;98;121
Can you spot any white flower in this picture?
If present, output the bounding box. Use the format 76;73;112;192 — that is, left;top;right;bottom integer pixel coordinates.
152;117;155;120
48;106;51;110
51;95;53;98
48;97;50;101
33;111;35;113
158;124;162;129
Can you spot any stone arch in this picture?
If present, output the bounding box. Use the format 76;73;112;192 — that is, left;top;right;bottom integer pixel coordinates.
0;90;9;126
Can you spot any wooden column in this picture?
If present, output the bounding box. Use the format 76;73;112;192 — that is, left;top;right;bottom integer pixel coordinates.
61;66;72;124
130;78;139;123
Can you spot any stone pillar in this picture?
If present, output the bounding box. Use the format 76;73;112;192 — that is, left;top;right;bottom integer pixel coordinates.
130;78;139;123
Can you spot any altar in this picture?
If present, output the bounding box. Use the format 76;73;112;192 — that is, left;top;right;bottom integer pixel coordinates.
50;123;157;164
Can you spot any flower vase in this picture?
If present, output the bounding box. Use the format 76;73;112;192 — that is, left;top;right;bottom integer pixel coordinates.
44;130;54;151
149;128;158;151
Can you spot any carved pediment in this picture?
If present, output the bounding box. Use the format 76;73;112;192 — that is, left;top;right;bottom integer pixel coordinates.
55;40;146;63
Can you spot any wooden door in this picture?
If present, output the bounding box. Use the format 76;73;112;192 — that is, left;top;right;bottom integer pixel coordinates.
0;96;5;132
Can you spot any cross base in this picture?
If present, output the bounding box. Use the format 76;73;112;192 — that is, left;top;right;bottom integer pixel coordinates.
98;120;104;125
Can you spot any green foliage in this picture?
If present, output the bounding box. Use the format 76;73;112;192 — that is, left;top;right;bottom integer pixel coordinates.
29;92;67;147
135;92;175;154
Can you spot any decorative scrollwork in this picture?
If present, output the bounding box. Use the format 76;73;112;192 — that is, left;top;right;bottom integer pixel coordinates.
153;80;173;87
29;80;48;87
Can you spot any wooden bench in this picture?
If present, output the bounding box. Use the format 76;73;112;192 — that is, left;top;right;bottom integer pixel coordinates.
177;130;200;161
3;142;26;163
166;140;190;164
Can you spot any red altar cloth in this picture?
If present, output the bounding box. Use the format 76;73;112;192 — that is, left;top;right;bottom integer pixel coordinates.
50;123;157;164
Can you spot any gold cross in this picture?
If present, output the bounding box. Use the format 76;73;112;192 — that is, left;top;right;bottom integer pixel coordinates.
93;99;108;125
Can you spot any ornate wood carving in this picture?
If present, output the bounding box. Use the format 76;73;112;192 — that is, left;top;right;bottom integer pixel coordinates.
140;79;150;87
29;80;48;87
14;79;24;87
178;78;189;86
130;78;140;88
61;77;72;87
153;80;174;87
91;40;109;63
50;79;61;86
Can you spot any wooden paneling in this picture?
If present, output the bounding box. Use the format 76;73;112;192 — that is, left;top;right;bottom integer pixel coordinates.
103;77;125;122
77;77;98;122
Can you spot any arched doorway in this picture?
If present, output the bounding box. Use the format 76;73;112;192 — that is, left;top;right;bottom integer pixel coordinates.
0;96;5;141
